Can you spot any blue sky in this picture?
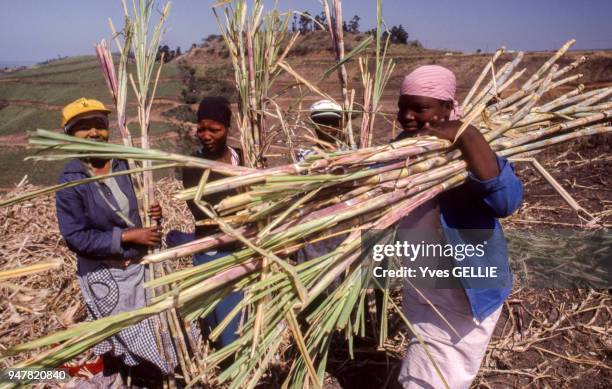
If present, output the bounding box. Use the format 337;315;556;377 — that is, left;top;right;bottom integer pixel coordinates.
2;0;611;63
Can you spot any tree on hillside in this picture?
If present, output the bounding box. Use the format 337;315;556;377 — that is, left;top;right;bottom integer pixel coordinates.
389;25;409;44
299;11;312;33
410;40;423;48
156;44;181;62
347;15;360;33
314;12;325;31
367;25;410;45
157;44;170;61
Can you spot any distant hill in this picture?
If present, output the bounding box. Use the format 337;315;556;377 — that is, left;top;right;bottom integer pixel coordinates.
182;31;435;64
0;61;35;68
0;55;185;187
1;33;611;187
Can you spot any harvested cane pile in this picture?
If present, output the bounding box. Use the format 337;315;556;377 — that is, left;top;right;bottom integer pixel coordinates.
0;181;81;367
0;33;611;388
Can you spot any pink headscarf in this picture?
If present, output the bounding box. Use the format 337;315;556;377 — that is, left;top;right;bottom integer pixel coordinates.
400;65;463;120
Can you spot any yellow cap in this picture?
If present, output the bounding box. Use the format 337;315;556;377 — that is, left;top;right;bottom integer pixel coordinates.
61;98;111;128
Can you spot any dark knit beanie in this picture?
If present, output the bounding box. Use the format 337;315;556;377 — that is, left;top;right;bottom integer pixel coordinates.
197;96;232;128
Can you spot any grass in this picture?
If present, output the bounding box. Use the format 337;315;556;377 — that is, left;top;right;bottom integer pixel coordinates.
180;63;235;104
0;147;65;187
0;75;181;105
191;63;234;79
0;55;182;133
7;55;180;80
149;121;182;135
0;106;59;135
155;81;184;99
0;55;182;105
163;104;197;123
0;82;111;105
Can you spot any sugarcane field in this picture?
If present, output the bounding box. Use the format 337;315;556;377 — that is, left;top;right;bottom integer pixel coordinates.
1;0;611;388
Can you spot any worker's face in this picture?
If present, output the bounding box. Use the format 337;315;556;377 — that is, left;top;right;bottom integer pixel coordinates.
397;95;453;133
70;116;110;142
312;116;342;143
197;119;228;153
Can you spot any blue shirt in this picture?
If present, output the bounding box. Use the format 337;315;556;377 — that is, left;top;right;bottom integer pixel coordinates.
56;159;145;262
438;156;523;321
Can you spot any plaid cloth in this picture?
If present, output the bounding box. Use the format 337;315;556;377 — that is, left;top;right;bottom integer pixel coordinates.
79;261;177;374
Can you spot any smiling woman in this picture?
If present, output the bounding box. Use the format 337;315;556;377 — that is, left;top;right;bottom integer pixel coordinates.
54;97;175;386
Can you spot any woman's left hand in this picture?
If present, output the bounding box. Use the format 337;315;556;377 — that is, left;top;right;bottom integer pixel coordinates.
419;119;465;143
148;203;163;221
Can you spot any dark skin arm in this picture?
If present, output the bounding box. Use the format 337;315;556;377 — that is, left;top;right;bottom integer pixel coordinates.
121;204;163;247
421;121;500;181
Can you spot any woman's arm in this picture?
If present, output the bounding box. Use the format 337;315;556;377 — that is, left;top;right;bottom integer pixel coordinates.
456;126;499;180
56;186;122;257
422;122;499;180
425;121;523;217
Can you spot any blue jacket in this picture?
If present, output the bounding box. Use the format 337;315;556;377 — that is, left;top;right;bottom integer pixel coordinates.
438;156;523;322
56;159;145;262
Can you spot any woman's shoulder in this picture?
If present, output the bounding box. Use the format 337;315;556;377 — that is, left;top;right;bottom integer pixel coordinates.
228;146;244;165
59;159;88;183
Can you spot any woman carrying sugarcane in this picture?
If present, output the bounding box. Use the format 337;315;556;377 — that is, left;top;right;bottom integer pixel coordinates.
167;96;243;349
55;98;176;387
392;66;523;388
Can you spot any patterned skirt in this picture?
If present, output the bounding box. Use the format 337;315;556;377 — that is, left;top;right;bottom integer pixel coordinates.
77;259;177;375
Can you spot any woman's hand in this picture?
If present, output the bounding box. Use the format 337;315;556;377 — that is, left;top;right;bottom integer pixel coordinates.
419;119;464;143
122;227;162;247
148;203;163;221
422;120;500;180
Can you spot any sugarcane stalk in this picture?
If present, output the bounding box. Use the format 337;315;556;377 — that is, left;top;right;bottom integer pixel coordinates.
462;46;505;108
523;39;575;89
534;85;585;112
322;0;352;148
0;260;62;281
465;52;524;115
493;110;612;149
500;126;612;156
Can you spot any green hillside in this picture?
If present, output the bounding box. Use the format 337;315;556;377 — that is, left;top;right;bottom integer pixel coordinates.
0;55;183;135
0;55;185;188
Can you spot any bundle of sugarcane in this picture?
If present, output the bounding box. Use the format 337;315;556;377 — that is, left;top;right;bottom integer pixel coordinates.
1;35;610;388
